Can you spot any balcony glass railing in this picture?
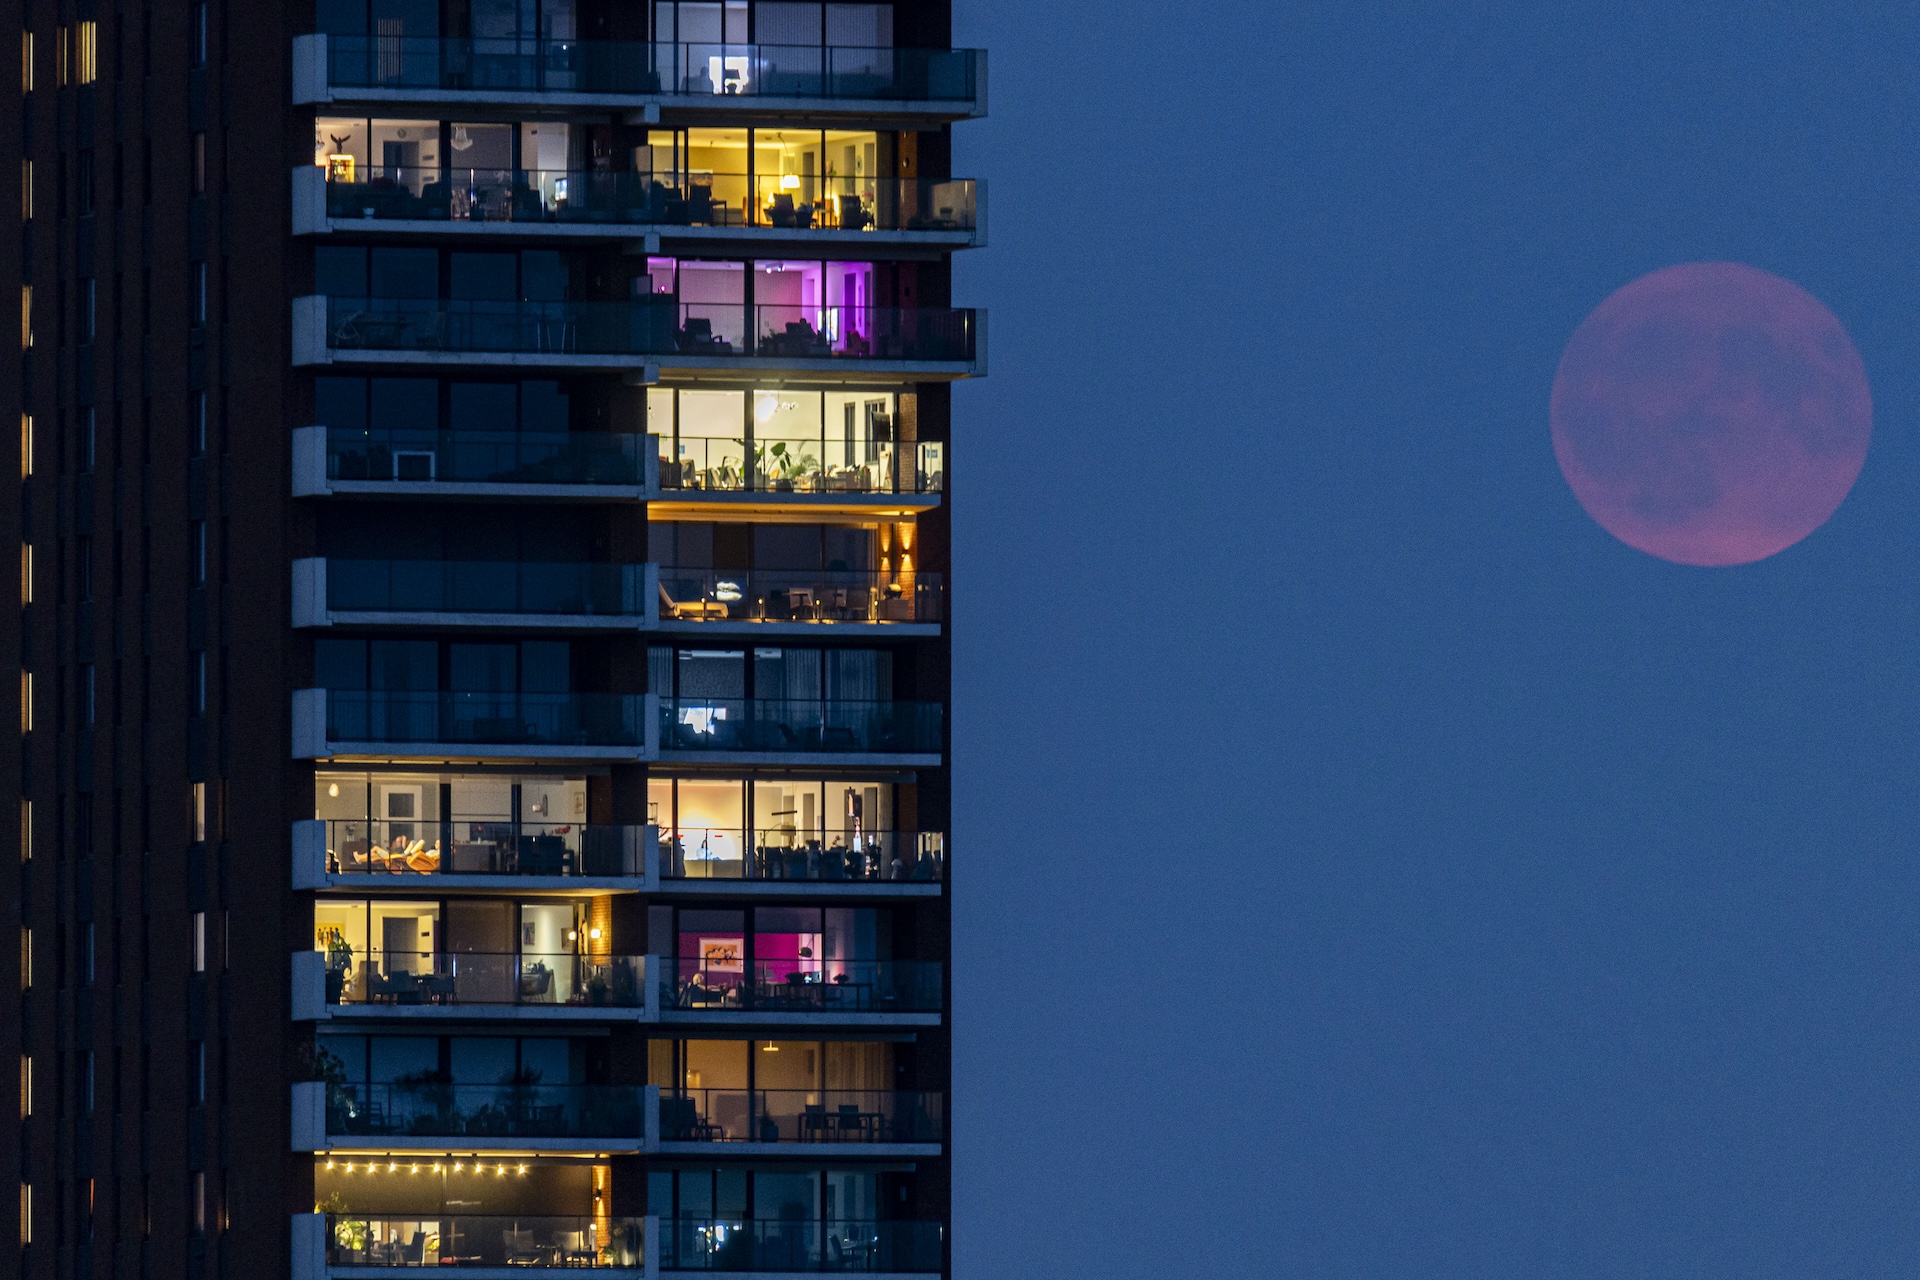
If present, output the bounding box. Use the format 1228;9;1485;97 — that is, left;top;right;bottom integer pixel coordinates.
324;951;645;1008
324;690;648;747
660;439;941;494
664;957;942;1014
321;297;978;363
660;1089;941;1144
321;37;980;102
659;698;942;754
657;568;940;625
322;819;644;877
327;427;648;486
661;1219;942;1273
663;829;943;883
323;1214;646;1269
328;559;647;617
327;1082;646;1140
323;168;977;232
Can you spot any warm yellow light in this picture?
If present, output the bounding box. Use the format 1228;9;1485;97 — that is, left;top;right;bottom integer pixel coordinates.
410;1164;420;1174
433;1164;444;1174
567;930;577;942
781;173;800;190
453;1162;463;1173
496;1164;506;1176
388;1162;397;1173
343;1163;354;1174
328;783;339;797
517;1165;528;1175
325;1160;335;1170
589;928;602;941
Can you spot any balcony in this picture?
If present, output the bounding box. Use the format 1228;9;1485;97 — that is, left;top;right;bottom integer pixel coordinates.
293;1212;650;1276
658;1218;942;1274
293;950;655;1023
292;689;658;762
292;819;654;891
292;296;984;379
658;1088;941;1154
293;559;658;631
298;166;982;248
661;829;942;897
292;33;987;118
656;568;939;636
294;1081;649;1154
659;957;941;1026
292;426;657;500
657;698;941;765
656;440;940;512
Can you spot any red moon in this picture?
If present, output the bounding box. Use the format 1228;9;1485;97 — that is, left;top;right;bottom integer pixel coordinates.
1550;262;1872;566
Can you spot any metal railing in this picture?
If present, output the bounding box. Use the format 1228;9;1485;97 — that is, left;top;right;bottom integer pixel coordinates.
326;1082;646;1139
323;1214;646;1269
664;957;941;1014
319;296;978;363
323;689;648;747
660;1218;942;1273
326;427;648;485
322;166;976;232
659;1089;941;1144
662;829;943;883
320;819;644;877
659;438;941;495
320;36;981;102
659;698;942;754
327;559;647;617
656;568;939;625
322;950;645;1008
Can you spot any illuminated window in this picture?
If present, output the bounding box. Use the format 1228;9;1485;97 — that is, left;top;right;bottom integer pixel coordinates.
19;1182;29;1245
21;284;31;349
75;22;95;84
20;159;30;219
21;31;32;93
191;782;206;842
18;1056;28;1118
17;670;30;733
17;414;27;477
192;912;205;972
19;799;30;863
17;543;29;604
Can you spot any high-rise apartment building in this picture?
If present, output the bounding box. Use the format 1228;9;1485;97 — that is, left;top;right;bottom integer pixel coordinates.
2;4;980;1275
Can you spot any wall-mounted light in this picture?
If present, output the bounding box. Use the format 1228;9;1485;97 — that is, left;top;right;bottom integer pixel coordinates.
589;927;602;941
327;783;339;798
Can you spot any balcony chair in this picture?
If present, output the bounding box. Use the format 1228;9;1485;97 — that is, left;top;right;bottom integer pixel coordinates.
675;317;732;354
519;962;554;999
658;580;730;621
510;186;548;220
767;193;799;228
398;1232;427;1264
687;185;715;224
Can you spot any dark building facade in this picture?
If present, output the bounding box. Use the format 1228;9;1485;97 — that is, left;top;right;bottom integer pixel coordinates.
2;4;979;1276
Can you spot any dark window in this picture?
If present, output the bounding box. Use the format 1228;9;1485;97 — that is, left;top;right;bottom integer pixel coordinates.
314;376;369;430
451;252;517;302
371;247;437;299
369;378;436;431
314;246;369;297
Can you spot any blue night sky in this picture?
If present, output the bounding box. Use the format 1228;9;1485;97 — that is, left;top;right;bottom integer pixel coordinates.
948;3;1920;1276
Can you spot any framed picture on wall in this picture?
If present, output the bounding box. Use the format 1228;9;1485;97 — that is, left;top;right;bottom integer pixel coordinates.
701;938;744;973
522;924;537;947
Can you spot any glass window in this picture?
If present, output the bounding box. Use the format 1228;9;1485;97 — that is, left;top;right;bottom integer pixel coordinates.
371;247;438;299
521;641;570;693
315;638;368;690
823;3;889;46
682;1039;746;1090
367;118;440;192
753;2;819;44
520;250;568;302
316;1033;368;1082
447;121;512;174
369;377;436;431
521;380;568;432
674;389;745;487
370;639;436;690
450;1037;516;1085
753;647;820;702
753;390;823;486
451;252;517;301
450;382;514;433
368;1036;439;1083
315;246;369;298
683;128;748;223
315;376;368;431
518;1038;573;1085
672;779;745;873
315;117;371;174
678;650;745;699
678;908;745;995
450;643;516;692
